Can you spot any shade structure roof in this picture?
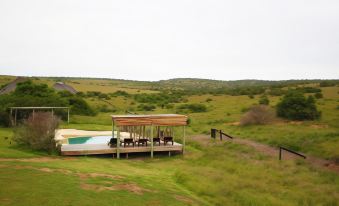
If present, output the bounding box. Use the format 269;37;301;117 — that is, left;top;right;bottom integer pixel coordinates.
111;114;188;126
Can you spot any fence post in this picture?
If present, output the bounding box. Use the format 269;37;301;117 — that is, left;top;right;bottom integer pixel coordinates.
279;147;282;160
220;130;222;141
211;129;216;139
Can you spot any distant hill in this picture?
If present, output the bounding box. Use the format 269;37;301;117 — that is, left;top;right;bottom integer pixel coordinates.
0;75;338;94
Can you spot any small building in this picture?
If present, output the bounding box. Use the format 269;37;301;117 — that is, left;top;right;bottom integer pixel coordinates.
53;82;78;94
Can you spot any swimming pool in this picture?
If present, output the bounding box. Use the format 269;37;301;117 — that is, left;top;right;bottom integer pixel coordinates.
68;136;112;144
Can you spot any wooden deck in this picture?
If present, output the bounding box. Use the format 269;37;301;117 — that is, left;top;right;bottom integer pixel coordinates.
61;141;183;156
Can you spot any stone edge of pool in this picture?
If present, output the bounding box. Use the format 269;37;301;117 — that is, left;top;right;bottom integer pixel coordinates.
55;129;113;145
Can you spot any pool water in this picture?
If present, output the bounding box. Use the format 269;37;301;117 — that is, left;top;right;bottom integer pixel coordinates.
68;136;112;144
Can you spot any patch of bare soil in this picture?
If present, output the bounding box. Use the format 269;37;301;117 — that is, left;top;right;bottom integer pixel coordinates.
80;183;151;195
174;195;194;204
77;172;123;180
289;121;303;125
310;124;328;129
0;163;151;195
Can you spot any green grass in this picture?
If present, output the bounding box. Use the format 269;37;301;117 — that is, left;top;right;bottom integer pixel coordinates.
0;129;338;205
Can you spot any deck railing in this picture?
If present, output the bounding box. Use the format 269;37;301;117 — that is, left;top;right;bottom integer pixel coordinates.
279;146;306;160
211;128;234;140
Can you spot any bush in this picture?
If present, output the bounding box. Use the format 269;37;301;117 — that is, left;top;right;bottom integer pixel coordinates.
314;92;323;99
319;81;336;87
276;91;321;120
206;98;213;102
296;87;321;93
0;111;11;127
68;97;96;116
13;112;59;154
137;104;156;111
240;105;275;126
177;103;207;113
259;95;269;105
58;90;74;97
112;90;130;97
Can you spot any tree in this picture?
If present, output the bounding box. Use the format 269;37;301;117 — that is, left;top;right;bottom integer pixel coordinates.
314;92;323;99
276;91;321;120
259;95;269;105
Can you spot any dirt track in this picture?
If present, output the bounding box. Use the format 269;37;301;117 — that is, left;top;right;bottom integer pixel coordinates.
190;135;339;174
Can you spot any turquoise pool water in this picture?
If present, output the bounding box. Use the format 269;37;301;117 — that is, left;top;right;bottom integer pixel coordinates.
68;136;112;144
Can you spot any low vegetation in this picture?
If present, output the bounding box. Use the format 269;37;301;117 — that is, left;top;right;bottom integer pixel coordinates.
240;105;275;126
176;103;207;113
13;112;59;154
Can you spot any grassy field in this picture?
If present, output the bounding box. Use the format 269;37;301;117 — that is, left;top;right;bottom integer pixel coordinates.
1;127;339;206
0;76;339;205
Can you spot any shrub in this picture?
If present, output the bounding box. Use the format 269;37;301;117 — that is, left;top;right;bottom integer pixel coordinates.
296;87;321;93
13;112;59;154
137;104;156;111
58;90;74;97
240;105;275;126
314;92;323;99
165;103;174;109
319;81;336;87
267;88;285;96
112;90;130;97
68;97;96;116
276;91;321;120
206;98;213;102
0;111;11;127
177;103;207;113
98;93;110;100
259;95;269;105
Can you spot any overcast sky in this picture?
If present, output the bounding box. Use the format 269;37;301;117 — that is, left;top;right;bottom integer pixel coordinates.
0;0;338;81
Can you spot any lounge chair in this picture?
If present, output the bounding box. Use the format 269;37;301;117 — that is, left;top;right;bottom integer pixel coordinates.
121;138;134;147
108;138;117;147
135;138;148;147
163;136;173;145
153;137;161;146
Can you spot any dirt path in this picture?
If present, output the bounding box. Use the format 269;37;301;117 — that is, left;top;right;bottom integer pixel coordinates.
190;135;339;174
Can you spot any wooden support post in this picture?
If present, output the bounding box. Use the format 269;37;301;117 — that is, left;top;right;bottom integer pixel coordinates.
169;151;171;157
183;126;186;154
67;108;70;124
112;121;115;138
14;109;17;126
279;147;282;160
32;109;35;120
51;108;54;117
117;126;120;159
126;153;128;159
10;108;13;126
151;125;154;158
220;130;222;141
